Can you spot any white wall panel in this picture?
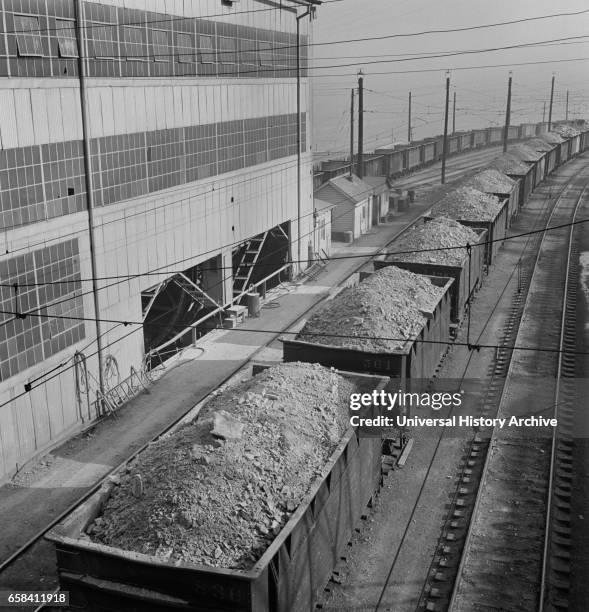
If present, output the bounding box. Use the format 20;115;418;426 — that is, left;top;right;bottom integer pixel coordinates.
87;89;104;138
99;88;115;136
112;88;126;135
145;87;157;129
163;87;174;128
14;90;35;147
46;89;65;143
60;89;81;141
30;89;50;145
123;88;138;134
172;87;183;125
134;88;147;132
0;91;17;149
154;87;166;129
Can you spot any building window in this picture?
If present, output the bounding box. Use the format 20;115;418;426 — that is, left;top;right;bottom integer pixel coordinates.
122;25;146;61
14;15;44;57
320;219;326;240
199;35;215;64
218;37;236;65
177;32;195;63
90;22;117;60
55;19;78;58
152;29;169;62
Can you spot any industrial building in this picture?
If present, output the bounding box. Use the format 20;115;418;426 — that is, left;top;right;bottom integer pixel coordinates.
0;0;316;481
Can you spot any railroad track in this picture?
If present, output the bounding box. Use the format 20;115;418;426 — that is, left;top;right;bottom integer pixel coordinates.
447;170;589;612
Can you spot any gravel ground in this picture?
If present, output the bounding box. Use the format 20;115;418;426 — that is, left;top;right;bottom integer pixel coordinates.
298;266;444;352
430;186;502;221
464;168;516;195
89;362;356;569
388;216;479;266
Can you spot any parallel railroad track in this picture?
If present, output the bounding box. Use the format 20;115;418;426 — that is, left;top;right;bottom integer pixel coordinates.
447;170;589;612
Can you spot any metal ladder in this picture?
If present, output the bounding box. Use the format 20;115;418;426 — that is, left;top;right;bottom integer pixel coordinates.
233;232;268;300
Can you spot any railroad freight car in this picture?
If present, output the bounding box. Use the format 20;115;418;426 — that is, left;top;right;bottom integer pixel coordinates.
460;133;472;151
507;126;519;141
465;169;519;225
487;127;503;144
421;141;436;163
473;130;486;148
448;136;460;154
374;228;486;324
406;146;421;170
47;366;387;612
282;274;453;381
426;197;509;266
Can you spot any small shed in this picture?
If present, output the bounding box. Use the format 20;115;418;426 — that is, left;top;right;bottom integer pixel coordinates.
315;174;373;241
360;176;392;225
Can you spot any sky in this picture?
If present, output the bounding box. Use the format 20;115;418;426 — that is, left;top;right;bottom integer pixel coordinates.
309;0;589;154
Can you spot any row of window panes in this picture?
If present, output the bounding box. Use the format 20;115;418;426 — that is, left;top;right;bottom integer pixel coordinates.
10;13;304;72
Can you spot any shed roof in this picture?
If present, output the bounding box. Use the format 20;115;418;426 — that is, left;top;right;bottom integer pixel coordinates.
316;173;372;204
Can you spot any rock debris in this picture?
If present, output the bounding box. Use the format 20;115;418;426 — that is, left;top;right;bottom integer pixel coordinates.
88;362;356;570
298;266;445;352
387;216;480;267
430;186;502;221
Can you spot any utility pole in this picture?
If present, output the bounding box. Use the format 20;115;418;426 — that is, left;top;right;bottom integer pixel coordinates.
408;91;412;142
503;71;512;153
349;88;354;177
357;71;364;179
566;89;569;121
452;90;456;135
548;73;555;130
441;71;450;184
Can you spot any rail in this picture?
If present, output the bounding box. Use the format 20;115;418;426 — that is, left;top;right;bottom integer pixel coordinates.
448;176;589;612
539;183;588;611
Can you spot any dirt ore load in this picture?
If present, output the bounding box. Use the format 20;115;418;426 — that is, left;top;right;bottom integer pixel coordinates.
540;132;565;144
464;169;516;195
509;144;544;162
388;217;480;266
526;138;556;152
88;362;356;569
554;125;579;138
489;154;530;175
298;266;445;352
429;186;502;221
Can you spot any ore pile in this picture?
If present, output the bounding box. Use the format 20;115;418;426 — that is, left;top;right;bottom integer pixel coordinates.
88;362;356;569
298;266;445;352
526;138;556;152
554;125;579;138
464;169;516;195
388;217;480;266
489;154;530;175
540;132;565;144
509;144;543;162
430;186;502;221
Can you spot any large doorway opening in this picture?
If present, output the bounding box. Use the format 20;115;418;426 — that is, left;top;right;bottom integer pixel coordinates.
141;254;224;366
